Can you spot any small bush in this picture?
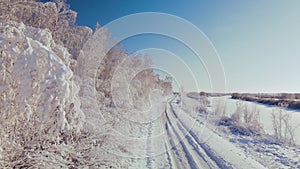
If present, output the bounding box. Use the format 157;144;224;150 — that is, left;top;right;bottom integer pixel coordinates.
271;103;299;146
218;116;262;136
218;102;262;136
212;99;226;117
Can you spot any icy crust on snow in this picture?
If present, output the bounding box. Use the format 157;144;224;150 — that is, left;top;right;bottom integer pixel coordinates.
0;22;84;133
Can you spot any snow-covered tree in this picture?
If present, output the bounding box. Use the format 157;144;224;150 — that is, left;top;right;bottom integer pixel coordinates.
111;53;172;110
0;0;92;60
96;44;126;106
74;27;109;131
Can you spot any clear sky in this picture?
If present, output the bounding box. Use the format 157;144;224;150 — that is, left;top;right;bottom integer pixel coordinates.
67;0;300;93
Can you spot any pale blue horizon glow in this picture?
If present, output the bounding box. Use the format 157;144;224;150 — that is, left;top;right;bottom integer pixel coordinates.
68;0;300;93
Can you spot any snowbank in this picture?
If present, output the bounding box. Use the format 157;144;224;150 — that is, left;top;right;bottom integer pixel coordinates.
0;21;84;135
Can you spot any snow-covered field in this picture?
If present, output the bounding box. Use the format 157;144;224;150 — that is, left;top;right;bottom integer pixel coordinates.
209;96;300;145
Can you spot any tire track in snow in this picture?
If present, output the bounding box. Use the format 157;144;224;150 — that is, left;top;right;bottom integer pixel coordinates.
168;103;232;169
145;103;178;169
170;99;268;169
165;115;198;168
164;96;203;168
166;105;215;169
162;107;179;169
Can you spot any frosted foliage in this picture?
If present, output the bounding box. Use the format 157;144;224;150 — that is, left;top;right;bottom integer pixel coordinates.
111;55;172;109
96;45;126;105
0;22;84;136
75;28;108;130
111;55;151;108
0;0;92;60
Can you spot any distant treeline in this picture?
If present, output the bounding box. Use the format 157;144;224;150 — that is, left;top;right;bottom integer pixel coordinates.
186;92;300;110
231;93;300;110
187;92;231;97
232;93;300;100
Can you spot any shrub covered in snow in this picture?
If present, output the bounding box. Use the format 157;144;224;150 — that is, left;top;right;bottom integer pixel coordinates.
271;103;299;146
0;21;88;167
218;102;263;136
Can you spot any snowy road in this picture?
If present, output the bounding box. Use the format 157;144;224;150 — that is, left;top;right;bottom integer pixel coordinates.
145;99;267;169
164;103;224;169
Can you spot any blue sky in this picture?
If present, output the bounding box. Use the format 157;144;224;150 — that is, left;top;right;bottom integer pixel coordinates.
68;0;300;93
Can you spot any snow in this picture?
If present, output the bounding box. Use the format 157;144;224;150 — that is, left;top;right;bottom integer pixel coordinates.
188;96;300;168
1;21;299;168
170;100;266;169
0;21;84;134
111;93;298;168
210;96;300;145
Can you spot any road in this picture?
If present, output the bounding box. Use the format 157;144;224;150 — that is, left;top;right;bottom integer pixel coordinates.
160;102;229;169
141;97;267;169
